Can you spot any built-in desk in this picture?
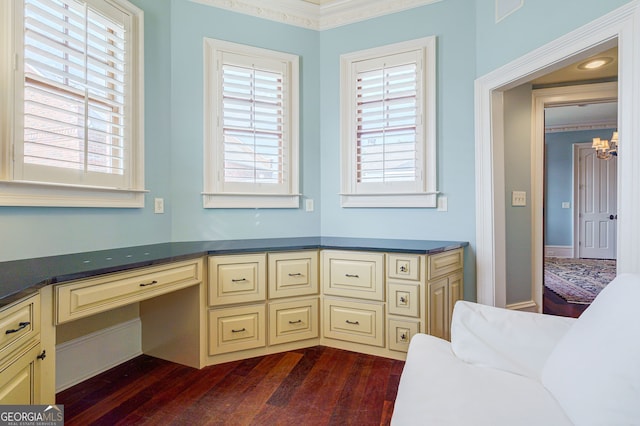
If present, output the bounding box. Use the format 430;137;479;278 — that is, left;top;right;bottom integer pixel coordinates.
0;237;468;404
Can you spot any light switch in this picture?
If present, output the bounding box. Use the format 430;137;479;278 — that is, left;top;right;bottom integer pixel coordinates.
562;202;571;209
512;191;526;207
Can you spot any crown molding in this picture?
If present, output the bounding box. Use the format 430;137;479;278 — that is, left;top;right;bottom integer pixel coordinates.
190;0;442;30
545;120;617;133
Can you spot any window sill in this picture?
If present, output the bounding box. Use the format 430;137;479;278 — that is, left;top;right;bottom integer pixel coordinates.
0;180;147;208
340;192;437;208
203;193;300;209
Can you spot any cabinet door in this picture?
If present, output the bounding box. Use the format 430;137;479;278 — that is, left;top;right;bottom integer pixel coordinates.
428;277;448;340
448;272;464;329
0;344;41;404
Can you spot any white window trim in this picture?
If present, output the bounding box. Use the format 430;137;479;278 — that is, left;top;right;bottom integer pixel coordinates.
0;0;146;208
203;38;300;209
340;36;437;208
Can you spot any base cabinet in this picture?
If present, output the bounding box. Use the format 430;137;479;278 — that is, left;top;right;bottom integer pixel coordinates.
206;251;320;364
0;294;43;404
321;249;464;358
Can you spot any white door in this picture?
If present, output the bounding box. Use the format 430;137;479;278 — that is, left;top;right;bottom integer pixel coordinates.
578;146;617;259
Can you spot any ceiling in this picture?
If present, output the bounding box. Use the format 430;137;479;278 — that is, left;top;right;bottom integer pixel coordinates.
539;47;618;131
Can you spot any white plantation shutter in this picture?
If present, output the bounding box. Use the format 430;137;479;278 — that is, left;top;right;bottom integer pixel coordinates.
19;0;129;188
222;62;285;187
352;51;423;193
356;60;419;185
203;38;300;208
340;37;436;207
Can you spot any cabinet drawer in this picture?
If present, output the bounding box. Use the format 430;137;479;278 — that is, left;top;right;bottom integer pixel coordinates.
269;298;318;345
0;294;40;361
322;251;384;301
209;254;266;306
388;319;420;353
268;251;318;299
388;254;421;281
323;299;384;347
388;281;420;318
208;305;266;355
427;249;463;280
55;259;203;324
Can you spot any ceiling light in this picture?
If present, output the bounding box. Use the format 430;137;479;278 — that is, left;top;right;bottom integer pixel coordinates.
578;57;614;70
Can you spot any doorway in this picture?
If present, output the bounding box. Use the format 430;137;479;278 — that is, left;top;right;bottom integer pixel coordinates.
474;2;640;311
541;100;618;317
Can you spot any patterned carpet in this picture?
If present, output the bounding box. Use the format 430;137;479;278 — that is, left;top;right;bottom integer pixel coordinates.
544;257;616;304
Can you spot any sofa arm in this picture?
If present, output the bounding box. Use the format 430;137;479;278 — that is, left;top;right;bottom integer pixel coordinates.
450;300;576;379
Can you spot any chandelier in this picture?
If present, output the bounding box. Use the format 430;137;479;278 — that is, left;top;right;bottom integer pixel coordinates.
592;131;619;160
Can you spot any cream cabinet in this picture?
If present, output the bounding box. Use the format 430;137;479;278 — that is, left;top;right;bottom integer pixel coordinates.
386;253;425;353
322;248;464;358
207;251;319;364
0;294;43;404
55;259;203;324
321;251;387;354
427;249;464;341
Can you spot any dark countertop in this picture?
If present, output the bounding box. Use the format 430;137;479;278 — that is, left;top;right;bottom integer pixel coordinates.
0;237;468;308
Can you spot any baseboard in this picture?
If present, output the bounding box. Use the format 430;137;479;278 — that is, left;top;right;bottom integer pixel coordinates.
544;245;573;258
56;318;142;392
506;300;538;312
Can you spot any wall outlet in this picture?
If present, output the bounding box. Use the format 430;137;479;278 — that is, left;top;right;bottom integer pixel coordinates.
437;195;448;211
562;202;571;209
305;199;314;212
154;198;164;214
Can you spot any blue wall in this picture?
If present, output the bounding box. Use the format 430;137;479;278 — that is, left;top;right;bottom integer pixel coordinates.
1;0;636;303
0;0;174;261
545;129;616;246
474;0;630;75
167;1;321;242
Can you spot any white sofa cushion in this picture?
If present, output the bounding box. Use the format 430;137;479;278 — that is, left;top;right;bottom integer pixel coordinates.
451;300;576;379
392;333;572;426
541;273;640;425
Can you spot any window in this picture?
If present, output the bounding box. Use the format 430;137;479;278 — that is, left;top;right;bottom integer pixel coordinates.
340;37;437;208
203;38;299;209
0;0;144;207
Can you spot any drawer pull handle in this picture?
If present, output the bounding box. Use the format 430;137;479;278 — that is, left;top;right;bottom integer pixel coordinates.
232;278;247;283
288;273;303;277
139;280;158;287
231;328;246;333
5;321;30;334
288;319;302;324
400;296;407;303
400;333;408;341
345;320;360;325
37;350;47;360
345;274;360;278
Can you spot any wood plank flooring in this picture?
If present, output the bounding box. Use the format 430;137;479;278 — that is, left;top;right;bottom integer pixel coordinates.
543;286;588;318
57;346;405;426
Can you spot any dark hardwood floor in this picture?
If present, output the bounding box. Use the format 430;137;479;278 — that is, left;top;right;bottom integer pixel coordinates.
57;346;404;426
543;286;589;318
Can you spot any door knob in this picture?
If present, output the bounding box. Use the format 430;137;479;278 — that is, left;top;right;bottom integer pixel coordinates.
609;214;618;220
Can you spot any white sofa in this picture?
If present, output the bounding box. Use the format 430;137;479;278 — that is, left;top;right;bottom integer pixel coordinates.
391;273;640;425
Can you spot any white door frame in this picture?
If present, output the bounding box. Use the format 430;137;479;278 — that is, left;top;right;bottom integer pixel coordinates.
532;83;617;311
475;1;640;309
